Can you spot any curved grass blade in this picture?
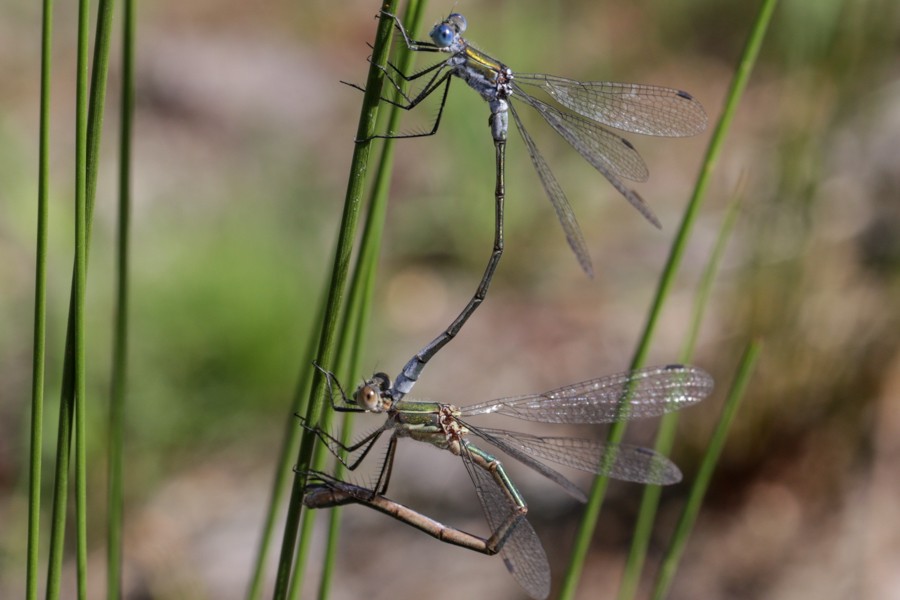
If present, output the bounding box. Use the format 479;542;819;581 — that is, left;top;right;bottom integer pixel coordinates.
650;342;761;600
272;2;401;597
559;0;780;596
617;183;743;600
107;0;135;596
314;2;430;597
26;0;54;596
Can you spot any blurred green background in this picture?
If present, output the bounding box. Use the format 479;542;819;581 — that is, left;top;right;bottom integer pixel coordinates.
2;0;899;598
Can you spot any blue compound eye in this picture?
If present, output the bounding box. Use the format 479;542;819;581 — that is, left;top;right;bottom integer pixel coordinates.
430;23;455;47
447;13;467;34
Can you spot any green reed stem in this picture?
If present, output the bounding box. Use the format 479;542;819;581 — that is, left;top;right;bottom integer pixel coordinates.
107;0;133;597
271;3;399;597
26;0;54;596
559;0;779;595
311;5;428;597
73;0;91;594
45;0;116;596
617;191;742;600
650;341;761;600
245;287;326;600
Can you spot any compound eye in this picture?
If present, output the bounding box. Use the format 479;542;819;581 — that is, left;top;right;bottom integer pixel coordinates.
447;13;467;34
372;372;392;392
430;23;455;47
355;385;381;411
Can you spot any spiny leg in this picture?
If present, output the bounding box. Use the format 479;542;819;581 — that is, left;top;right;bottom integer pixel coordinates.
341;55;449;107
363;74;453;142
298;417;388;473
312;363;365;413
372;434;399;496
352;71;453;142
378;10;440;52
342;10;455;141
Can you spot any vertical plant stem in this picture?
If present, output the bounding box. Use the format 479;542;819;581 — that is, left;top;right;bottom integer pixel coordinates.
617;192;742;600
315;2;426;596
559;0;780;596
650;341;762;600
245;292;326;600
45;0;117;595
287;506;318;600
45;387;73;600
26;0;54;596
107;0;134;597
291;210;366;598
313;263;375;600
271;3;399;598
74;0;91;595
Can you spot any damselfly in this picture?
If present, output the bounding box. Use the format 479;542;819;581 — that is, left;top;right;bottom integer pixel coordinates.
304;365;714;596
355;12;708;399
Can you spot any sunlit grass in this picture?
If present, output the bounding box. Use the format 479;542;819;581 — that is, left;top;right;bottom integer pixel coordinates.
14;0;900;598
560;0;779;597
269;2;403;598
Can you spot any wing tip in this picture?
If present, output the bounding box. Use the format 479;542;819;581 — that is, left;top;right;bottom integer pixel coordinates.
627;189;662;229
580;256;595;279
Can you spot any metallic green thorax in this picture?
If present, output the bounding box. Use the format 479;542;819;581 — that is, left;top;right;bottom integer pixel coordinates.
392;401;465;451
389;399;525;509
463;45;508;83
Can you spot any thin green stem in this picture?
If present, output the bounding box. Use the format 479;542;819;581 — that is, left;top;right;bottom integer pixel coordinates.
45;367;73;600
26;0;54;595
559;0;779;595
271;3;399;597
617;191;743;600
107;0;134;597
316;2;427;595
245;293;326;600
292;251;362;597
74;0;91;595
45;0;117;595
86;0;117;216
650;341;762;600
315;267;371;598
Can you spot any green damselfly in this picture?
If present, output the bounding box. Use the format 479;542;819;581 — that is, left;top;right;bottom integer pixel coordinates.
303;364;714;598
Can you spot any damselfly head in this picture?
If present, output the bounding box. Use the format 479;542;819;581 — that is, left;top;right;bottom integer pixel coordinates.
430;13;466;47
353;372;392;412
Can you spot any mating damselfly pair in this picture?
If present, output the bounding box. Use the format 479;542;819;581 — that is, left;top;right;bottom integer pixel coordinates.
300;10;711;599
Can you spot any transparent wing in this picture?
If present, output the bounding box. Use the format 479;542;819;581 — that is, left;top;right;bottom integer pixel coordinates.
512;86;661;228
461;364;714;423
473;427;682;485
513;82;651;182
509;102;593;277
461;445;551;600
515;75;708;137
468;423;588;502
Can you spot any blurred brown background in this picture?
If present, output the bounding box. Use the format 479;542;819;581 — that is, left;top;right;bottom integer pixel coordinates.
2;0;899;598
